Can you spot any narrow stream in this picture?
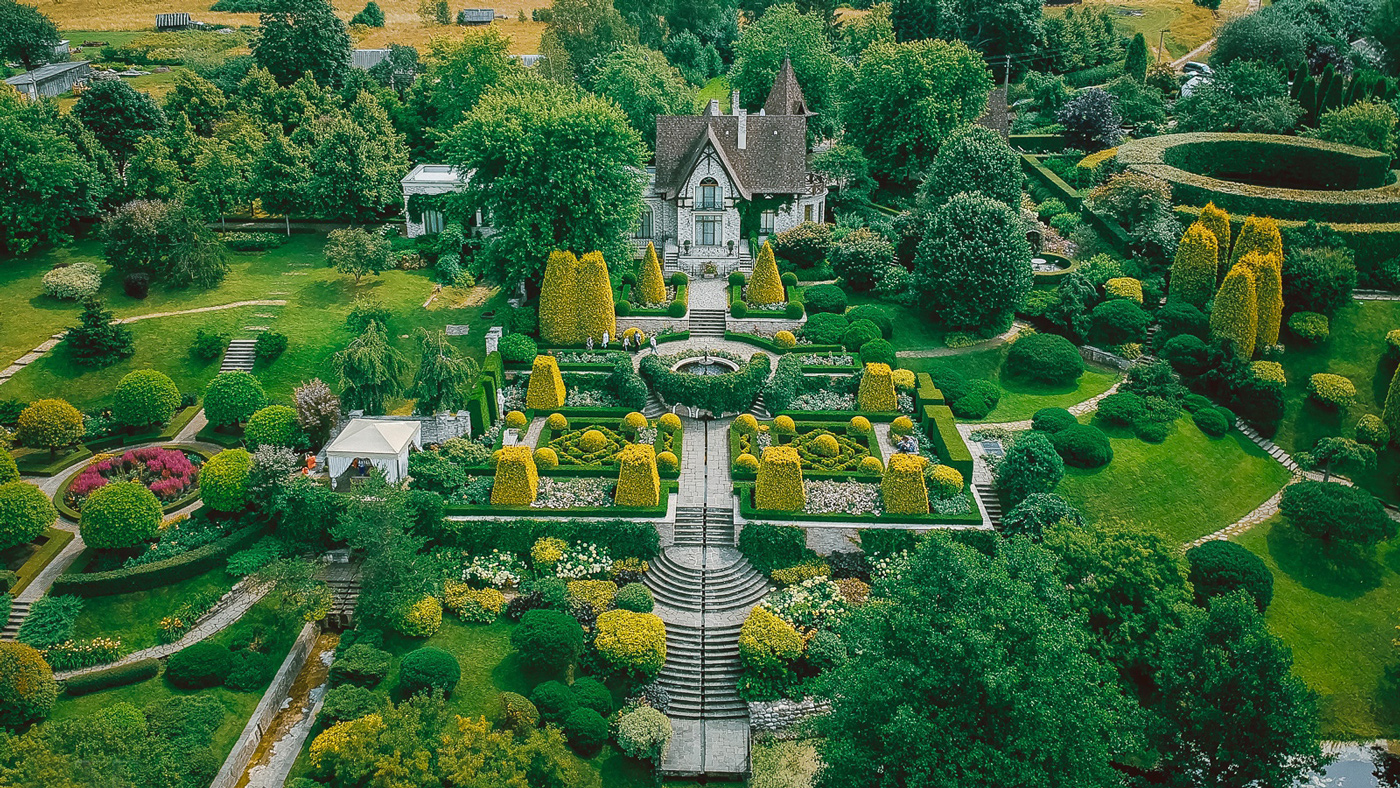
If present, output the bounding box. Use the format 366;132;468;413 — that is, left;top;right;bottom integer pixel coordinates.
235;631;340;788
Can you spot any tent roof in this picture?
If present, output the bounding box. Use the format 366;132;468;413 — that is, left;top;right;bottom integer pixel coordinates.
326;419;420;457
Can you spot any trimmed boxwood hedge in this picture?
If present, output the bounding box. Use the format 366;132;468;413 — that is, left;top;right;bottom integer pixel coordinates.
61;657;160;695
50;521;264;597
640;353;771;415
448;517;662;559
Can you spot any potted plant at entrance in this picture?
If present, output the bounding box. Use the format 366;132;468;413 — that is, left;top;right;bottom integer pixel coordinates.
703;262;718;279
727;240;735;256
683;239;692;255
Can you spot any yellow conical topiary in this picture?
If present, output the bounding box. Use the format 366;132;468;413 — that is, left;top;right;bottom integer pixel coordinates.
1243;251;1283;349
491;446;538;505
755;445;804;511
575;251;617;344
1197;203;1232;272
1210;262;1259;358
1231;216;1283;269
881;453;930;515
748;241;786;305
1169;223;1219;308
539;250;580;345
856;363;897;412
615;443;660;507
637;242;666;305
525;355;566;410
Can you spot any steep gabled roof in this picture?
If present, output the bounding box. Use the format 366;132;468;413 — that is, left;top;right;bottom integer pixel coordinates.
664;123;751;200
764;56;813;117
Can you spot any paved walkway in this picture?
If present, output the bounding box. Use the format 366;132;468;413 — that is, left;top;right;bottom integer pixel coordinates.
687;278;729;310
895;322;1028;359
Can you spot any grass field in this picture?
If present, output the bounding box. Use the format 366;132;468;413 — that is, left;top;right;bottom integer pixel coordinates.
71;567;237;651
903;345;1122;423
1056;415;1292;544
1236;516;1400;739
1048;0;1251;61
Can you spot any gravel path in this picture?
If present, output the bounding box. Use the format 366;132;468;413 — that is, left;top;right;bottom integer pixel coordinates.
894;322;1027;359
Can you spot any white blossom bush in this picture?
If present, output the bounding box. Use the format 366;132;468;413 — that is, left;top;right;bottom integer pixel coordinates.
532;477;613;509
791;390;856;410
565;387;621;407
552;541;614;579
761;576;849;630
462;550;527;587
801;353;855;365
929;494;971;516
803;479;881;516
870;550;910;581
42;262;102;300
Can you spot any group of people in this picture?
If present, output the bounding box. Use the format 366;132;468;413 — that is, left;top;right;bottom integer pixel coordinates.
584;331;657;353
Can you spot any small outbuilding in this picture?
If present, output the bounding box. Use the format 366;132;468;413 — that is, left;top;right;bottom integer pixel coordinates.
156;12;192;30
351;49;390;70
5;61;92;100
325;418;423;484
458;8;495;24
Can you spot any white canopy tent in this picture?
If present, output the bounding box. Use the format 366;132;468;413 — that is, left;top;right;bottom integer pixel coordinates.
325;419;423;484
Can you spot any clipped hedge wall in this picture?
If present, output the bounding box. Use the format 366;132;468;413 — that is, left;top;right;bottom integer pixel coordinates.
640;353;771;415
924;405;974;482
448;517;661;559
61;657;160;695
50;522;264;597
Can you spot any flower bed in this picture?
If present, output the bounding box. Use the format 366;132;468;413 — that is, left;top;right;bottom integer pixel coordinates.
539;422;680;472
442;477;677;517
736;482;982;524
502;375;621;410
56;446;208;519
730;421;882;478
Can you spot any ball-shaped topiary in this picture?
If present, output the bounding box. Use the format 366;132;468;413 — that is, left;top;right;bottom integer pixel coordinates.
848;416;871;435
892;368;916;391
621;412;647;434
859;338;896;367
579;429;607;453
812;434;839;457
615;705;672;761
733;453;760;474
925;464;964;499
203;371;266;428
16;399;83;454
1356;414;1390;448
1005;333;1085;386
889;416;913;436
671;271;688;287
534;447;559;469
655;451;679;474
562;707;609;755
244;405;302;449
570;676;613;717
0;482;54;551
0;642;57;727
859;456;884;474
774;330;796;348
497;692;539;734
773;415;797;436
547;412;569;431
657;413;682;434
498;333;539;364
1095;391;1146;426
731;301;748;318
201;448;252;512
165;641;233;689
846;305;893;339
594;609;666;679
615;582;654;613
1308;373;1355;409
510;609;584;673
79;480;161;549
842;319;882;352
505;411;528;429
1192;407;1230;437
728;271;747;287
112;370;181;428
780;271;798;287
0;452;16;485
1031;407;1077;433
802;312;848;345
734;414;759;435
398;646;461;698
802;284;847;315
1091;299;1150;346
530;679;577;723
1186;539;1273;612
1049;424;1113;469
784;301;805;319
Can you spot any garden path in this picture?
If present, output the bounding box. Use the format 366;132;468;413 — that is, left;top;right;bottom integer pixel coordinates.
686;278;730;311
895;322;1028;359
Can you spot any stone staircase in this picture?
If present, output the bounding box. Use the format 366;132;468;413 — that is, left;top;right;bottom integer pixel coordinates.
664;247;680;272
220;338;257;373
689;309;727;338
674;506;705;547
737;248;753;273
1;601;31;641
646;550;767;614
321;563;362;629
748;393;772;420
658;622;747;720
643;391;667;419
973;482;1003;529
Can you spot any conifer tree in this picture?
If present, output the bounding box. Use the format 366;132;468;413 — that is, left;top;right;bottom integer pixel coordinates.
1210;263;1259;358
409;328;479;414
637;242;666;305
1169;223;1219;308
1247;252;1284;349
575;251;617;343
748;241;786;305
1197;203;1232;275
1382;365;1400;444
1125;33;1149;82
539;250;581;345
1231;216;1283;268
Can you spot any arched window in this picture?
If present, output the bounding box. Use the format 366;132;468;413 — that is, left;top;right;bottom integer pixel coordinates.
698;178;721;210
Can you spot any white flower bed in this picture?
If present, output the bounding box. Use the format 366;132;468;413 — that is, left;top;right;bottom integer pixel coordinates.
554;351;624;364
801;353;854;366
791;390;856;410
803;479;882;516
532;477;614;509
870;550;910;581
565;387;620;407
502;381;527;411
552;542;614;579
462;550;527;587
636;426;658;445
897;392;914;413
761;577;849;630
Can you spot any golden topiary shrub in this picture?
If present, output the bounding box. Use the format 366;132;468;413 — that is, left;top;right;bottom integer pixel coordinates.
755;445;804;511
444;580;505;622
882;453;930;514
622;327;646;345
1309;373;1356;408
656;451;679;474
774;330;796;348
890;415;914;436
579;429;607;452
311;714;386;772
1105;277;1144;304
1210;263;1258;358
657;413;682;434
857;363;897;412
848;416;872;435
534;447;559;469
615;443;660;507
575;251;617;343
1242;251;1283;349
395;594;443;637
547;412;569;431
539;250;581;345
532;536;566;565
733;453;760;473
637;242;666;305
594;609;667;679
525;356;566;410
812;433;840;457
621;412;647;434
1250;360;1286;385
734;414;759;435
738;606;803;674
859;456;884;474
568;579;619;612
505;410;528;429
1169;223;1219;307
1197;202;1232;269
490;446;538;505
892;369;916;391
773;415;797;436
1231;216;1283;269
926;464;964;499
748;241;786;305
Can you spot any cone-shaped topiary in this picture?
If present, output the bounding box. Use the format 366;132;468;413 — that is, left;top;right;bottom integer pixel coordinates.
1197;203;1231;270
526;355;566;410
882;453;930;514
856;363;897;412
1169;223;1219;308
755;445;804;511
491;446;538;505
1210;262;1259;358
615;443;660;507
1231;216;1283;268
637;242;666;305
748;242;786;305
540;251;581;345
575;252;616;344
1248;252;1284;349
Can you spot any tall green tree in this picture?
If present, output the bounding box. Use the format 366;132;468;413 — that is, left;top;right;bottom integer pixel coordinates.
919;123;1020;209
813;533;1134;788
404;30;520;155
0;91;110;254
1372;0;1400;76
187;138;249;224
72;80;168;164
162;70;228;135
730;3;851;138
66;298;134;367
441;80;647;289
590;45;695;149
544;0;639;84
103;199;229;288
913;191;1031;332
306;92;410;222
1125;32;1149;82
332;320;408;415
408;328;481;415
842;39;990;184
124;136;186;203
324;227;392;284
253;131;311;234
252;0;352;87
891;0;1044;61
0;0;60;72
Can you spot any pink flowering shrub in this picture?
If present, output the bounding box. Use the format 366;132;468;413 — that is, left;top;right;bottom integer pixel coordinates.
65;447;202;510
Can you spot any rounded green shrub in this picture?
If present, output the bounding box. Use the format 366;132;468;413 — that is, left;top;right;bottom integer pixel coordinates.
318;685;385;728
328;643;391;688
842;319;882;351
784;301;804;319
1031;407;1077;433
165;641;233;689
802;284;847;315
79;481;161;549
802;312;848;345
780;271;798;287
845;305;893;338
615;705;672;761
203;371;265;427
1287;311;1330;343
0;642;56;727
0;453;16;485
615;582;654;613
1192;406;1230;437
510;609;584;673
530;680;577;723
859;339;896;367
1091;299;1150;346
1186;539;1273;611
570;676;613;717
1095;391;1146;426
731;300;748;318
948;380;1001;420
398;646;461;698
1005;333;1085;385
0;482;55;551
1356;414;1390;447
670;271;688;287
16;399;83;454
728;271;746;286
112;370;181;428
1049;424;1113;469
498;333;538;364
1307;373;1355;409
1280;480;1396;545
201;448;253;512
244;405;302;449
498;691;540;733
562;707;609;755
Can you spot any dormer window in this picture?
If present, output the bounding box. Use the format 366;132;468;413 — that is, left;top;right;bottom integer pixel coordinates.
699;178;721;210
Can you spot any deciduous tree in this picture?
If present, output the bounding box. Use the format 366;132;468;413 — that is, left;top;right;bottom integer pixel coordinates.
333;321;408;414
409;328;480;415
324;227;392;284
0;0;60;71
0;92;111;254
72;80;168;164
918;123;1020;209
253;0;352;87
590;45;695;149
730;4;850;138
913;191;1031;332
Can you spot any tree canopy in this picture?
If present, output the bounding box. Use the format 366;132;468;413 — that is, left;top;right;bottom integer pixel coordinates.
729;3;851;138
252;0;352;87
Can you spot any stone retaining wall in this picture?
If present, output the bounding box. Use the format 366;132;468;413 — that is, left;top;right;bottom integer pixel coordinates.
619;317;690;336
726;317;805;335
748;696;831;734
1079;344;1136;371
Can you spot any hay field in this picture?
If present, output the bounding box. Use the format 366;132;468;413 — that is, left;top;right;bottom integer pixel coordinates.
34;0;547;53
1047;0;1252;60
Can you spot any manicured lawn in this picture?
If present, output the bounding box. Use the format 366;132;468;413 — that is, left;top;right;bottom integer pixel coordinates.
903;345;1121;423
844;294;948;354
1273;299;1400;504
695;76;732;113
1235;516;1400;739
71;567;236;651
1056;416;1291;545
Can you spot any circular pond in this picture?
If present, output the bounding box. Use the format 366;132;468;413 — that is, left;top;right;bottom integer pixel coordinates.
671;356;740;376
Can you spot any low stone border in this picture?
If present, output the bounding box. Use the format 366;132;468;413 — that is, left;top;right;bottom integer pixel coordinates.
749;696;831;735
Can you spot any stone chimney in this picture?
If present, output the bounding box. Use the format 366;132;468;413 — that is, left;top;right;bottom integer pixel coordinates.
738;108;747;150
705;98;719;116
731;90;740;115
